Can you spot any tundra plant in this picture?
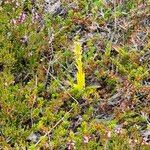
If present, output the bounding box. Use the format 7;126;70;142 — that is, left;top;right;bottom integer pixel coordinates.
73;41;85;91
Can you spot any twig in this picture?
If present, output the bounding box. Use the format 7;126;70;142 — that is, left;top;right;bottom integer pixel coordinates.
34;108;73;147
44;42;54;90
47;71;79;104
30;74;38;126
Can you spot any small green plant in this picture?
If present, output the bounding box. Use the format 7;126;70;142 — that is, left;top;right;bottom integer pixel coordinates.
73;41;85;91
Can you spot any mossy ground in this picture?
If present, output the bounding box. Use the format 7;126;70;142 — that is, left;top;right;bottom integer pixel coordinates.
0;0;150;149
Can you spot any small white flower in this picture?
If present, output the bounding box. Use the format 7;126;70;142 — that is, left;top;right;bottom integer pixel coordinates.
107;131;111;138
83;135;90;143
